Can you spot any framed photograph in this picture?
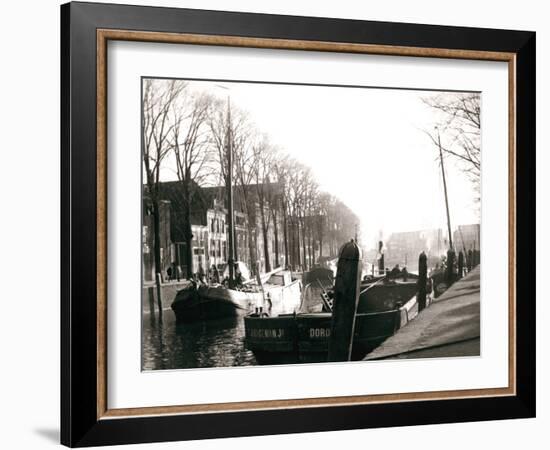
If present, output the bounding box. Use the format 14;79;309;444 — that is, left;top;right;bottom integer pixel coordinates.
61;1;535;447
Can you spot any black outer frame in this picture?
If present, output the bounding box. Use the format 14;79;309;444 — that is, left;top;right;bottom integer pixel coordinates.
60;1;535;447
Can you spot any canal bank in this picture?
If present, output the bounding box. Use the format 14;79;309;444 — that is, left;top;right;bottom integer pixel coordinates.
142;280;190;314
364;265;481;360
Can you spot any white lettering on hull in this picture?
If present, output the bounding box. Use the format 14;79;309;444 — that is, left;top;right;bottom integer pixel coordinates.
309;328;331;338
249;328;285;339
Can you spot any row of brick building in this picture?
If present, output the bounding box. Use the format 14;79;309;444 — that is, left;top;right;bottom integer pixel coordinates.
143;181;253;282
143;180;359;282
142;181;335;282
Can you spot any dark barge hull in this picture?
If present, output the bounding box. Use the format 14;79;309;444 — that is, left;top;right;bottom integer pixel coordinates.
171;292;249;322
245;296;419;364
171;276;302;323
170;285;261;322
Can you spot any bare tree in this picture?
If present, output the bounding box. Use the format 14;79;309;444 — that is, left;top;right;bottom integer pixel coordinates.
268;149;291;269
203;89;360;275
142;79;185;281
267;154;359;270
272;153;292;268
208;101;252;186
266;153;303;269
251;137;277;273
423;93;481;199
315;192;332;258
284;161;309;270
283;160;300;269
169;88;214;277
302;171;319;270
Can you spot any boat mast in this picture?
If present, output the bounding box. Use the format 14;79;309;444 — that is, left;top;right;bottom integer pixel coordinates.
436;127;453;250
226;98;236;287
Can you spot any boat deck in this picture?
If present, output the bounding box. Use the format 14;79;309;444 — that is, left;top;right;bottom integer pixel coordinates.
364;266;480;360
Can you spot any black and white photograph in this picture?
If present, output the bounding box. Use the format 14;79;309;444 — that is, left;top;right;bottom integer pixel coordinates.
141;77;482;370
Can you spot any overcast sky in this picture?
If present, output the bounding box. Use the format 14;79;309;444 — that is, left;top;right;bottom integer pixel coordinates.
157;79;480;248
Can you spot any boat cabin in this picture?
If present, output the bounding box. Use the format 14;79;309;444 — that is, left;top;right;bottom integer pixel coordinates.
266;270;293;287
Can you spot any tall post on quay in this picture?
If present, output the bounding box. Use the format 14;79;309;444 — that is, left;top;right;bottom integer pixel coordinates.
328;239;362;362
378;240;384;276
446;248;456;285
436;127;453;251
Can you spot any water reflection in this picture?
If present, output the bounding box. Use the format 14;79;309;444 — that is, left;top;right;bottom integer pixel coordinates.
142;310;257;370
142;284;326;370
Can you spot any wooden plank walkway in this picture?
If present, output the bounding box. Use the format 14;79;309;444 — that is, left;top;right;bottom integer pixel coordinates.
364;266;480;360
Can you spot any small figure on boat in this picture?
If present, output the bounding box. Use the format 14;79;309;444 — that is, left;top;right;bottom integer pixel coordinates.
265;292;273;311
169;262;181;281
198;264;206;284
388;264;401;278
210;264;220;284
234;263;244;288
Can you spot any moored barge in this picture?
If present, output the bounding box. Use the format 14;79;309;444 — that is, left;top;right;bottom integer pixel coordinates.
171;267;301;322
245;273;431;364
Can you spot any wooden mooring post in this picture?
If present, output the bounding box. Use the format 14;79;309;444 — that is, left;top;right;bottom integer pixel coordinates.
417;251;427;311
147;286;155;315
467;249;473;272
328;240;362;362
458;251;464;279
155;272;163;321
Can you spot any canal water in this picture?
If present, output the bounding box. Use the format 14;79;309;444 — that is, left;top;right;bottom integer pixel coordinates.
141;284;326;371
142;311;258;370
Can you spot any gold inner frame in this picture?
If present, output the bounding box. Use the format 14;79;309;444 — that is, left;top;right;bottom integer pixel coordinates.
96;29;517;420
